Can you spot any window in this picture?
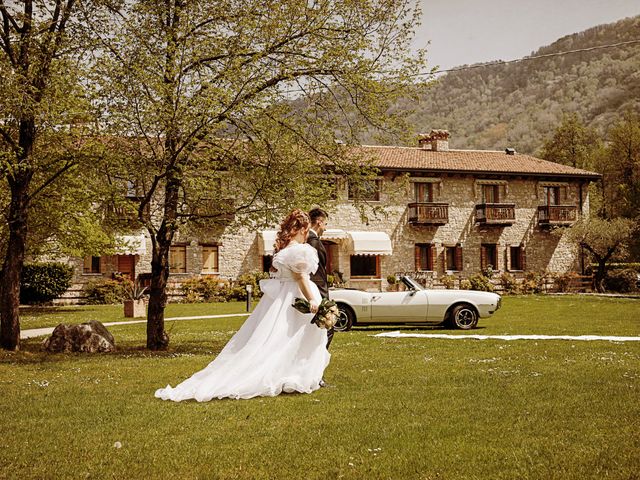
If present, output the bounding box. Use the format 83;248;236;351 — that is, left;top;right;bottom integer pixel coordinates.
201;245;219;274
444;245;463;271
543;186;567;205
263;255;273;273
414;182;434;203
415;243;435;271
482;184;501;203
509;246;525;271
481;244;498;271
169;245;187;273
348;179;380;201
350;255;380;278
83;256;101;274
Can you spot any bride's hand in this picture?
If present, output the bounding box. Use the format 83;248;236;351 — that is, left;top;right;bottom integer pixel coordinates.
309;302;319;314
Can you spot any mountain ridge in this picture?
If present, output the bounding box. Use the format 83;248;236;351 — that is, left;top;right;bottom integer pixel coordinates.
390;15;640;154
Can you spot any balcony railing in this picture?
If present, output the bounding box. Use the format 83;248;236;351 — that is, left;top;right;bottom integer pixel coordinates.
408;202;449;225
475;203;516;225
538;205;577;226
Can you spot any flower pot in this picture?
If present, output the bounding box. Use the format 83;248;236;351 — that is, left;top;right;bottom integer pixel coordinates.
124;299;146;318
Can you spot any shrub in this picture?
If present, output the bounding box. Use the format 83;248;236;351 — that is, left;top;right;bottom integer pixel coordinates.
182;277;228;302
521;271;544;294
386;274;398;285
459;279;472;290
604;269;638;293
181;271;269;302
467;273;494;292
554;272;579;293
84;280;128;304
20;262;74;304
441;275;456;289
231;272;269;300
499;272;519;294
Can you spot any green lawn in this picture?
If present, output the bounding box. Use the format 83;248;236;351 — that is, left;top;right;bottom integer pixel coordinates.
1;295;639;479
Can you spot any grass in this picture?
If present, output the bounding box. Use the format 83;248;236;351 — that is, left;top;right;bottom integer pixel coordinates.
1;295;639;479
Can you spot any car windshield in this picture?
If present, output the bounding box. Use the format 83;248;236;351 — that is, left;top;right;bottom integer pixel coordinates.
401;276;424;291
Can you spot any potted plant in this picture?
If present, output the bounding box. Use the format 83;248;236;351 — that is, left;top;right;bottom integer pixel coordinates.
386;274;399;291
122;279;148;318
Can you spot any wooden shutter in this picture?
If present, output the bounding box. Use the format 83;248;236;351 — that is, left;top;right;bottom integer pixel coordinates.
480;245;487;271
430;244;437;272
414;245;421;271
455;245;463;271
499;184;506;202
560;186;568;203
520;245;526;271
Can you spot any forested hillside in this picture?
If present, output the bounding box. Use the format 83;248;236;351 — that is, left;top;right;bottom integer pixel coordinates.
391;15;640;154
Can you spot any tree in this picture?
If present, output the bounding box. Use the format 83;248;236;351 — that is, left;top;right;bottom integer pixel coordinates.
539;113;601;170
560;217;635;292
85;0;426;349
602;111;640;220
0;1;91;350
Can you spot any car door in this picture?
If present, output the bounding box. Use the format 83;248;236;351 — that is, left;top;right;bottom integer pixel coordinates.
369;291;429;323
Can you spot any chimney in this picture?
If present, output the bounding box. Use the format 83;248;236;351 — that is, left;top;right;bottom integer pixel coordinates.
505;147;516;155
418;129;450;152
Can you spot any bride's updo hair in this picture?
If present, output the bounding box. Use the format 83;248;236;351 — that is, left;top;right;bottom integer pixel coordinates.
274;209;310;254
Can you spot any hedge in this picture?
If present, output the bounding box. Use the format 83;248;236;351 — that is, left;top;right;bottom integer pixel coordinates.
20;262;74;304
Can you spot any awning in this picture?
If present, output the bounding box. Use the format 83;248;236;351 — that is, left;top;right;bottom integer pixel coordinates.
259;230;278;255
322;229;348;240
348;231;393;256
115;234;147;255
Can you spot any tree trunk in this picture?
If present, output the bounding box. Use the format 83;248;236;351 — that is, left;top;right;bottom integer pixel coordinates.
594;259;607;293
146;237;170;350
145;163;181;350
0;179;30;350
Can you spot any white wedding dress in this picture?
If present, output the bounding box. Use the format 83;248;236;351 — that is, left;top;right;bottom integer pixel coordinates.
155;242;330;401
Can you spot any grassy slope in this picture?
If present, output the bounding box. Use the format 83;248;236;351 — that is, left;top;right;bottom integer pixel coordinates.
1;296;639;479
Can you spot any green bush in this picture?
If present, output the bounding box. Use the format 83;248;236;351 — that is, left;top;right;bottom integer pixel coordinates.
20;262;74;304
182;277;229;303
441;275;456;289
467;273;494;292
499;272;519;294
181;272;269;302
604;269;638;293
521;271;544;294
84;280;127;304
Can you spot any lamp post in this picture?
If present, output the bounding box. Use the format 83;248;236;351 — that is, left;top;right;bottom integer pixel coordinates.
245;284;253;312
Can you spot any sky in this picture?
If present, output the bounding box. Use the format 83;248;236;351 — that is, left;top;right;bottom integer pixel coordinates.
414;0;640;72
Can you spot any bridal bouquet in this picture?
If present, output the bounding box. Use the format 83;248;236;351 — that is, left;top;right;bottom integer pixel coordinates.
292;297;340;330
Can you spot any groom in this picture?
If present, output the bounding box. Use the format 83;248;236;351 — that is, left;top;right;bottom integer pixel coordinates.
307;207;334;350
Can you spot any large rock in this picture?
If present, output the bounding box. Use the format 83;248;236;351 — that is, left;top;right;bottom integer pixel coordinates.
43;320;115;353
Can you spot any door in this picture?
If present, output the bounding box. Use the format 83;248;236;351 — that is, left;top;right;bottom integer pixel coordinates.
370;291;429;322
117;255;136;279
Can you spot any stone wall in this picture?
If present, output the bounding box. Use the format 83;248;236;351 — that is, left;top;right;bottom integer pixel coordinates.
60;172;592;301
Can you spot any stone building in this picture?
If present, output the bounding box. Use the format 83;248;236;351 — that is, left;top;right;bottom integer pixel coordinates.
66;131;600;301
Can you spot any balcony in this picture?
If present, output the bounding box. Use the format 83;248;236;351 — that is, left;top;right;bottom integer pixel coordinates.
408;202;449;225
538;205;577;227
475;203;516;226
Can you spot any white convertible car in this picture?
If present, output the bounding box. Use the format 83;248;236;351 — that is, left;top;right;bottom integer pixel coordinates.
330;276;501;331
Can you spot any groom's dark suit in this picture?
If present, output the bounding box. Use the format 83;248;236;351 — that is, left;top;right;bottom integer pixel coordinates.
307;229;334;349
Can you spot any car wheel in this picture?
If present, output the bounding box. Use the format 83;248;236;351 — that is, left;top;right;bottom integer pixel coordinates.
334;304;354;332
450;304;478;330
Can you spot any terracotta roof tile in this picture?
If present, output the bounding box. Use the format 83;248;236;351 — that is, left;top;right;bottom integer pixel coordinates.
353;145;600;179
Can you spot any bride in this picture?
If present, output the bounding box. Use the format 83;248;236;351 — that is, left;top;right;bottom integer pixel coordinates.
155;209;330;401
